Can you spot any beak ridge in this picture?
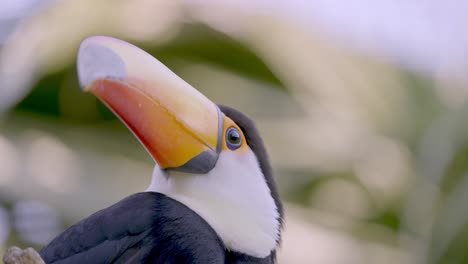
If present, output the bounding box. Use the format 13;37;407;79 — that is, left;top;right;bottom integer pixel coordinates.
78;37;127;88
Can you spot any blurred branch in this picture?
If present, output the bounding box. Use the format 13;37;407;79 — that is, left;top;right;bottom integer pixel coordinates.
2;247;44;264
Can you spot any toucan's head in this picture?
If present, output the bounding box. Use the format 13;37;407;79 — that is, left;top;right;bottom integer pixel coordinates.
77;36;283;258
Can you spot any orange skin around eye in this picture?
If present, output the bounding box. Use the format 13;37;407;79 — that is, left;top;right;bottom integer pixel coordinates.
221;115;248;152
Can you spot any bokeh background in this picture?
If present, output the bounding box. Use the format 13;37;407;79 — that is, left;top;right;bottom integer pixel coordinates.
1;0;468;263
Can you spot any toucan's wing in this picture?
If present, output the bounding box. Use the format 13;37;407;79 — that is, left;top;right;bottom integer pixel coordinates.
39;192;225;264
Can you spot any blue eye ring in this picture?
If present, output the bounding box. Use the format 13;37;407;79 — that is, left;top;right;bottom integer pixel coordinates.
226;127;242;150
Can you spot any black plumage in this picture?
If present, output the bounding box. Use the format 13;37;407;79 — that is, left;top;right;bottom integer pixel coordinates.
40;192;276;264
40;193;224;263
40;106;282;264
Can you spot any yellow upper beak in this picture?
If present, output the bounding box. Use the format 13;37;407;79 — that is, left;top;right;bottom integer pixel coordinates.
77;36;222;173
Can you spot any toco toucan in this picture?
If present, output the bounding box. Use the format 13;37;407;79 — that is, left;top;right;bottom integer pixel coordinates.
39;36;283;264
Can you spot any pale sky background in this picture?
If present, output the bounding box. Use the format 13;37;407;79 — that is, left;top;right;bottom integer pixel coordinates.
1;0;467;80
185;0;468;81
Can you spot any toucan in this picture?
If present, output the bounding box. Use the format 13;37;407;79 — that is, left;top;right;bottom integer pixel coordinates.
39;36;283;264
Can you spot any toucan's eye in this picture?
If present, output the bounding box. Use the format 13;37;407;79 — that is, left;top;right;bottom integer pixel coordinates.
226;127;242;150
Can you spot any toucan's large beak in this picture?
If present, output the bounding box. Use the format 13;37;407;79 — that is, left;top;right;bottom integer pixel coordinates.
77;36;222;173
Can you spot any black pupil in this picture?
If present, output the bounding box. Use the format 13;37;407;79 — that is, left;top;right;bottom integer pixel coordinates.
228;129;240;144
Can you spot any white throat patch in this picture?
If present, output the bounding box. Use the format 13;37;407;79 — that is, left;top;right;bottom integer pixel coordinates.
146;149;280;258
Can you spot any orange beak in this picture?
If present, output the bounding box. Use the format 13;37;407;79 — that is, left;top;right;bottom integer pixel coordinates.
77;36;222;173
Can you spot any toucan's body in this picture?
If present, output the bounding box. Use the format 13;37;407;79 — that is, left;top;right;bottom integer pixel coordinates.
39;37;283;264
41;193;224;263
40;193;274;263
